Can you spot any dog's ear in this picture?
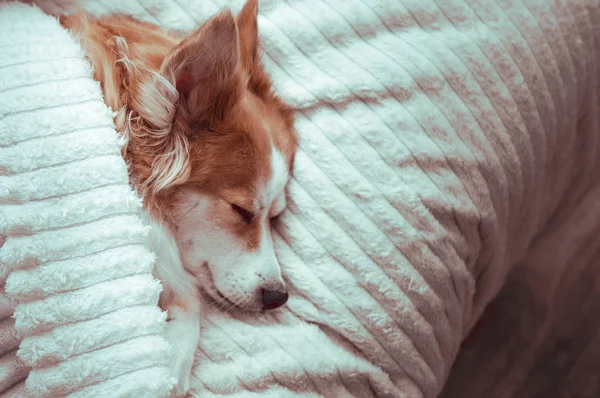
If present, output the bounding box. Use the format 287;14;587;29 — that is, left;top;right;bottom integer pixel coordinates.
160;9;241;119
236;0;273;99
236;0;259;73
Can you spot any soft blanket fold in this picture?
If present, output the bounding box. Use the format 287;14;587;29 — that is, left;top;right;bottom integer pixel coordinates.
0;3;173;397
3;0;600;397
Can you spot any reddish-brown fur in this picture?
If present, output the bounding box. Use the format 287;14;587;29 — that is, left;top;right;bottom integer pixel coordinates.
60;1;297;248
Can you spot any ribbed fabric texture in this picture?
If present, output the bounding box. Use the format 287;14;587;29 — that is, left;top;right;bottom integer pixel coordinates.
6;0;600;397
0;3;174;397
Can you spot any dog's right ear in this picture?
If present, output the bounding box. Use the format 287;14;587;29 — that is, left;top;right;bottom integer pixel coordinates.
160;9;242;121
128;10;242;196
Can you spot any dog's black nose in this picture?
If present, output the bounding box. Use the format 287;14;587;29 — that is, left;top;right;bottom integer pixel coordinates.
261;289;288;310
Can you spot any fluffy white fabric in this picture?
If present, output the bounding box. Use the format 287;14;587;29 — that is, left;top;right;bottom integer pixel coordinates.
0;3;174;397
3;0;600;397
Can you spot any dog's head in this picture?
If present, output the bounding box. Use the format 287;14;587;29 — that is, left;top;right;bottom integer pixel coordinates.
128;0;297;311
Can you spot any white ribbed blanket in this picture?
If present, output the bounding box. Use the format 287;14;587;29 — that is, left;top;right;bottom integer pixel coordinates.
3;0;600;397
0;3;174;397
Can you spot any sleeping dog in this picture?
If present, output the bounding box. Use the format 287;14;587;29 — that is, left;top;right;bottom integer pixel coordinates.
60;0;298;394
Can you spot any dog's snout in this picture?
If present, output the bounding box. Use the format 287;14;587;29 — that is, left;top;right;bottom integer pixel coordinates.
261;288;288;310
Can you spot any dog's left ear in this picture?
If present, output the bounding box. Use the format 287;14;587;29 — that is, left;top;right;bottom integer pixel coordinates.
236;0;274;98
236;0;259;73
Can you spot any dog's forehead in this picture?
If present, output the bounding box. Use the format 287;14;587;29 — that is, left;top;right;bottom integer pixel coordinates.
256;145;289;209
236;94;293;209
264;145;290;202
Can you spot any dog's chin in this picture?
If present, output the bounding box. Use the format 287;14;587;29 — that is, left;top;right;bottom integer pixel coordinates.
199;263;262;312
202;286;263;313
204;287;237;307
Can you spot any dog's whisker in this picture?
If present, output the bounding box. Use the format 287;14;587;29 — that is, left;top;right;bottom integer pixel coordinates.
225;300;238;314
176;200;200;223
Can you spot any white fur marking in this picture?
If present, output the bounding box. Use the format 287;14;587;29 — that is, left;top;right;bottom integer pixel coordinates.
266;146;289;215
145;212;200;397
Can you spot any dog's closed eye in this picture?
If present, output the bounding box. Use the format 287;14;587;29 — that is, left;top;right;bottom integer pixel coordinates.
231;203;254;224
